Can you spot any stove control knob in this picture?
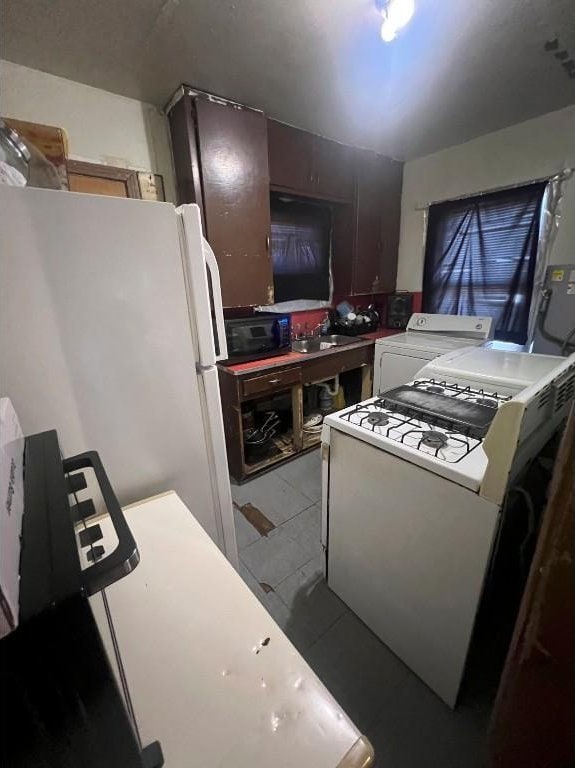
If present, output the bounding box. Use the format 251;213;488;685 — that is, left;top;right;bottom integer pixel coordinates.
416;316;426;326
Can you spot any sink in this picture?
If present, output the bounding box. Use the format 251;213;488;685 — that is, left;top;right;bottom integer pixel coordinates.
291;338;322;353
291;335;357;353
320;334;356;347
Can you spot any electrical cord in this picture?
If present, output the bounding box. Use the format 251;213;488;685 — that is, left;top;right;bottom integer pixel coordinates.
561;326;575;356
508;485;536;577
537;288;575;356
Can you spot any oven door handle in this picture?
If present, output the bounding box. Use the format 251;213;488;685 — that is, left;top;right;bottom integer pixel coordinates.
63;450;140;594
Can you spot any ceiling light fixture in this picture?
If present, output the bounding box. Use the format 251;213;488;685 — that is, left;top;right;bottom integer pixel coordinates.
376;0;415;43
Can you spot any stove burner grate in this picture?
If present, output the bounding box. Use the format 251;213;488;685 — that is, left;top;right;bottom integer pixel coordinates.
420;430;448;449
366;412;390;427
413;379;511;406
339;398;484;463
474;397;498;408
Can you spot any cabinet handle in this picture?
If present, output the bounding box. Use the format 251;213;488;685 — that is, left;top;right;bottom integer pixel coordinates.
268;378;280;384
266;234;270;253
316;173;320;186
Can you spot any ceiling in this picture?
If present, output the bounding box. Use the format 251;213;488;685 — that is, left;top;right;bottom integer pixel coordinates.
3;0;575;159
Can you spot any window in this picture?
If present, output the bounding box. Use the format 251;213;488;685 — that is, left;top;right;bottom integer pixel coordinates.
423;183;546;344
270;195;331;304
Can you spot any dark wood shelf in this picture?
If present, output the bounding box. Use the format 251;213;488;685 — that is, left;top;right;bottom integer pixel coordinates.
244;433;297;476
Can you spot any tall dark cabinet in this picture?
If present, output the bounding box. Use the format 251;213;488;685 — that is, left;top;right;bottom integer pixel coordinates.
169;87;404;307
169;91;273;307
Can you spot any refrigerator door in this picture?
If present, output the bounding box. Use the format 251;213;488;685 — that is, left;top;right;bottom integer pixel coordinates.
176;204;228;365
0;186;232;555
196;366;238;568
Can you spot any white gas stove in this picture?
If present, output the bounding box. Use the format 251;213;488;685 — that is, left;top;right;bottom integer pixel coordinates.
321;348;575;708
330;379;511;492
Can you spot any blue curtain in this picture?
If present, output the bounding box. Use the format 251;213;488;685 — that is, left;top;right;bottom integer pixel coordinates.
423;183;546;344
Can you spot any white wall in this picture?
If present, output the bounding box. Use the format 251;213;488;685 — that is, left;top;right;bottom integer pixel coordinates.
397;106;575;291
0;60;176;202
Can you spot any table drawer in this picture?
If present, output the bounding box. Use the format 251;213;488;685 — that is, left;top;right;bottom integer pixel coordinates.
241;367;301;399
302;345;373;384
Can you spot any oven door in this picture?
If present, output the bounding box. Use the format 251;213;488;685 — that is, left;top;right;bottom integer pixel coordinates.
1;594;161;768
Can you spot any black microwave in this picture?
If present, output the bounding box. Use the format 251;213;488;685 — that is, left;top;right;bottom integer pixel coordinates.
224;312;291;363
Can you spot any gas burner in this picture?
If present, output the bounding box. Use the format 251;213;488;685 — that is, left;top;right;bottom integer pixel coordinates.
366;412;389;427
475;398;498;408
420;431;448;449
412;379;512;406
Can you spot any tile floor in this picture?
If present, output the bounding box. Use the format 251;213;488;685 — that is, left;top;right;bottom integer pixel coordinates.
232;449;494;768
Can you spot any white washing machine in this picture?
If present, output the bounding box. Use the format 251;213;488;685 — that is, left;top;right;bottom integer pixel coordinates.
373;313;495;395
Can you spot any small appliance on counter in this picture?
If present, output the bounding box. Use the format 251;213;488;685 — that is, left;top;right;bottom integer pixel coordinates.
223;312;291;363
0;402;163;767
386;293;413;329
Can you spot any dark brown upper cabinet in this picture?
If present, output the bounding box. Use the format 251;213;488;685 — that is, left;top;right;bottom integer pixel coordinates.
268;119;355;203
169;93;273;307
267;119;313;195
313;136;355;202
352;150;403;295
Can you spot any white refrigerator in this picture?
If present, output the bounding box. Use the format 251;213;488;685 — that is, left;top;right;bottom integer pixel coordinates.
0;185;238;567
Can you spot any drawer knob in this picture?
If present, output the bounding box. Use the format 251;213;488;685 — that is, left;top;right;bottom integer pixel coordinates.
268;378;280;384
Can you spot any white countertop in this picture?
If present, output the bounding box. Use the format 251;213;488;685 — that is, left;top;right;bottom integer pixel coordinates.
90;491;373;768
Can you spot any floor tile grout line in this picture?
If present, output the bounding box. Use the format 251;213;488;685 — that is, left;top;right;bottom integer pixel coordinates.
274;499;320;528
305;609;350;655
272;552;324;604
277;478;320;505
238;556;273;598
238;499;319;542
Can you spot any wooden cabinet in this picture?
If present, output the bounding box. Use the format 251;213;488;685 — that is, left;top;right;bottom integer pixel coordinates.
378;155;403;294
352;150;403;295
169;94;273;307
268;119;355;202
219;342;374;481
268;120;403;296
313;136;355;201
170;90;403;308
241;366;302;399
267;119;313;195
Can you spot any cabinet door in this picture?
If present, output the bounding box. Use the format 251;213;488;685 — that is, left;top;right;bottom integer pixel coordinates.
267;119;313;194
195;98;273;307
353;151;403;295
313;137;355;202
379;156;403;294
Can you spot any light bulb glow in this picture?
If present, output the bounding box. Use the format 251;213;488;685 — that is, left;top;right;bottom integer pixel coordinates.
378;0;415;42
385;0;414;30
380;20;397;42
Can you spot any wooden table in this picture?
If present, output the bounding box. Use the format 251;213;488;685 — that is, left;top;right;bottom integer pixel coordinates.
218;339;375;481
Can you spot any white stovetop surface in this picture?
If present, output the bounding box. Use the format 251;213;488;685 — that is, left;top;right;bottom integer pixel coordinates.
421;347;565;390
324;395;490;491
90;492;370;768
